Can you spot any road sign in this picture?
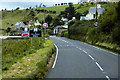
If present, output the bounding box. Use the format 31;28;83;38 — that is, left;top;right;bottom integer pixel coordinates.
29;28;42;38
43;23;48;28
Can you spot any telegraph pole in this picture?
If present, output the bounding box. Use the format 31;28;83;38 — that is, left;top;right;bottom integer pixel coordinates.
96;0;98;33
43;9;46;39
96;0;98;22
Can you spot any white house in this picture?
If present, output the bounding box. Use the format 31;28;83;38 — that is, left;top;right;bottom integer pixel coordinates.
53;25;68;34
34;20;41;26
80;4;105;20
14;22;25;30
61;17;68;22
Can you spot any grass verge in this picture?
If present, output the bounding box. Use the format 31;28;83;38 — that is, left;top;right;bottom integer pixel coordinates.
2;39;55;79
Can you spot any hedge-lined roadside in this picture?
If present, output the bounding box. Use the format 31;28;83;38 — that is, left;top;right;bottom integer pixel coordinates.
2;39;55;79
59;31;120;54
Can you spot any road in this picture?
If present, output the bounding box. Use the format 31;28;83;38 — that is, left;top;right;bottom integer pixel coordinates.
0;36;22;39
45;36;119;80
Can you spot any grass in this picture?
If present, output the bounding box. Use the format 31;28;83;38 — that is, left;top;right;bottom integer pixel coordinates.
2;37;45;72
1;2;96;30
2;39;55;79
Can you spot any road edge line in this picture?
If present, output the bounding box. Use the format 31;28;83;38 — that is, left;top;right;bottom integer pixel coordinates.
52;43;58;68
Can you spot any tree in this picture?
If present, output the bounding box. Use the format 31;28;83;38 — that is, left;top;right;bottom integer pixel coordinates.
65;4;76;20
43;5;46;7
75;12;81;20
45;15;53;27
2;9;3;11
55;4;57;6
6;27;11;35
5;8;7;11
15;7;20;10
29;7;32;9
39;3;42;8
61;3;64;5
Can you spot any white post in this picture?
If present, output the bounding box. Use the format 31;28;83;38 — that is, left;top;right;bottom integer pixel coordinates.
31;38;32;47
39;38;40;46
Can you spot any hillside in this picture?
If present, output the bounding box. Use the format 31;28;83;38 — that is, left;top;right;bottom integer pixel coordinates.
1;3;96;30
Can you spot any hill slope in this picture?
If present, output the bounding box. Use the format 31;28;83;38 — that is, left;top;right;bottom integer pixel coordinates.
1;3;96;29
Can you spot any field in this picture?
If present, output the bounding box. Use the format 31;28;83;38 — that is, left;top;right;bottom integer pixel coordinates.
1;3;96;30
2;38;55;78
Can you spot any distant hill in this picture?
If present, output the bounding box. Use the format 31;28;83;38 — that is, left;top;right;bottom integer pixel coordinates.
1;3;96;29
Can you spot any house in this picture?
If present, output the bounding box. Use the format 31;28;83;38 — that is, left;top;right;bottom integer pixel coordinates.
34;20;41;26
53;25;68;34
28;20;35;27
80;4;105;20
61;17;68;22
24;25;29;32
14;22;25;30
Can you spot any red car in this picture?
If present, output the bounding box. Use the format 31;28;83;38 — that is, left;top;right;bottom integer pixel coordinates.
21;32;29;37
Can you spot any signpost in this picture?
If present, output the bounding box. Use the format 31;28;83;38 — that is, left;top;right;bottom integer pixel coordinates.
29;27;42;47
43;23;48;39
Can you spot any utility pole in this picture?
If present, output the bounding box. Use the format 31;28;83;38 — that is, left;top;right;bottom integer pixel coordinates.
43;9;46;39
96;0;98;22
96;0;98;33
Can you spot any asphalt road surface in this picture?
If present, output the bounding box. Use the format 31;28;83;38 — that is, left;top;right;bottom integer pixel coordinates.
45;36;119;80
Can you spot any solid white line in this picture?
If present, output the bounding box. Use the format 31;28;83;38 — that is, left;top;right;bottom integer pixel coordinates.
88;55;94;60
106;76;110;80
95;62;103;71
52;43;59;68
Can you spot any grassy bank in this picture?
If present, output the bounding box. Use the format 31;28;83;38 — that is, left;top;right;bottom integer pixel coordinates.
59;20;120;54
2;39;55;79
2;38;45;72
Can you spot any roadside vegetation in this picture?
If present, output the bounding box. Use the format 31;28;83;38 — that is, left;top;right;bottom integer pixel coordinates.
60;2;120;54
1;2;96;35
2;38;55;79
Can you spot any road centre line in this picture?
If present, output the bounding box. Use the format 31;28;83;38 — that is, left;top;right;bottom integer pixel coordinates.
95;62;104;71
88;55;94;60
52;43;59;68
106;76;110;80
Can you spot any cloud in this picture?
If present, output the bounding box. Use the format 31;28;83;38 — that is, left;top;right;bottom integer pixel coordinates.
0;0;78;3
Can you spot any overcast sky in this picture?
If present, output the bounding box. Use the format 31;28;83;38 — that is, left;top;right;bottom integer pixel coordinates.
0;0;79;3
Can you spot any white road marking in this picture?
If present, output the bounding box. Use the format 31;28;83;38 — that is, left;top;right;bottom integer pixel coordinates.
95;62;103;71
52;43;59;68
88;55;94;60
82;50;87;54
106;76;110;80
79;48;82;50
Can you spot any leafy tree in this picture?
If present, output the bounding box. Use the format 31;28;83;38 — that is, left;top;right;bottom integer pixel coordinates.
6;27;11;35
61;3;64;5
15;7;20;10
55;4;57;6
75;12;81;20
43;5;46;7
29;7;32;9
65;4;76;20
45;15;53;27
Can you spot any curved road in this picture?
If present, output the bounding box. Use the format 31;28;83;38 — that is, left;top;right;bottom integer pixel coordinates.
45;36;119;80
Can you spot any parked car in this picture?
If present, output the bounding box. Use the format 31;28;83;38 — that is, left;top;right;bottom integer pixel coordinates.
20;32;29;37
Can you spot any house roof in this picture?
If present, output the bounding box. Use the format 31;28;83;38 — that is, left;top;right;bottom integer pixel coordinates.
89;7;105;14
15;22;25;26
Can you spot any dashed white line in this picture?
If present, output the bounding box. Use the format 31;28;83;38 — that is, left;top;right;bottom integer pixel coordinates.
82;50;87;54
88;55;94;60
52;43;59;68
95;62;104;71
106;76;110;80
